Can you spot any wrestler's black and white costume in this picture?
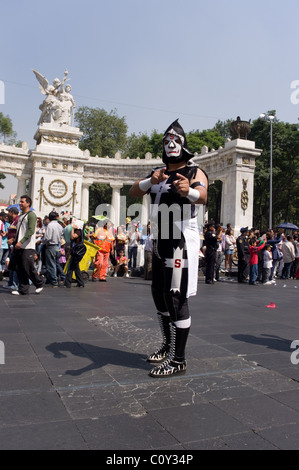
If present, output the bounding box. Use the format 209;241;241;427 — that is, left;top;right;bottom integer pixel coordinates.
146;120;207;377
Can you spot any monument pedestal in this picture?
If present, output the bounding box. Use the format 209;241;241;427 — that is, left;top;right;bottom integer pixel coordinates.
34;122;83;158
30;123;88;219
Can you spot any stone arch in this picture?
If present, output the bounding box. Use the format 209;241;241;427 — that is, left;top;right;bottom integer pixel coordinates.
0;131;261;234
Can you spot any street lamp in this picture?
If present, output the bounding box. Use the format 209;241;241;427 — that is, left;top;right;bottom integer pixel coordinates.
259;113;277;230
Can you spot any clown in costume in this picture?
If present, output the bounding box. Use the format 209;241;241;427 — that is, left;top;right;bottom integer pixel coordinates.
129;120;208;377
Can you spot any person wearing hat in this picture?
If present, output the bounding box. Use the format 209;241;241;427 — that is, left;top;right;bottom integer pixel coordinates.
43;211;63;287
130;119;208;377
236;227;250;283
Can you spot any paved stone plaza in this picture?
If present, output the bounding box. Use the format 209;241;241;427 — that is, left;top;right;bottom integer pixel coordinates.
0;274;298;450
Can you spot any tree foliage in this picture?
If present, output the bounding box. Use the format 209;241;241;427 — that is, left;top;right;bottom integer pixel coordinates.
88;183;112;221
0;113;17;189
33;105;299;228
0;113;15;143
186;129;225;154
250;113;299;229
124;130;163;159
75;106;128;157
0;173;5;190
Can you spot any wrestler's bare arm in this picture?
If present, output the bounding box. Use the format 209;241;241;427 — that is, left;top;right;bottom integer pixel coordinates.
190;168;208;205
129;167;167;198
173;168;208;204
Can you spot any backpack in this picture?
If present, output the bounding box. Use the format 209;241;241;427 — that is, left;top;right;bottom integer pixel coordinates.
71;242;86;261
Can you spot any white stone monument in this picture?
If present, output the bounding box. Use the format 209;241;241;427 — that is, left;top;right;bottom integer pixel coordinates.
0;74;262;232
31;68;86;219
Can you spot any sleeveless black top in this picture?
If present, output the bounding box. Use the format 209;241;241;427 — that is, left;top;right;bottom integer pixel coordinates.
148;164;202;219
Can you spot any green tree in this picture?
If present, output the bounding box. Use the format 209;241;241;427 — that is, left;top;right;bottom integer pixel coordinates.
0;113;18;189
186;129;225;154
0;174;5;190
124;125;227;222
0;113;15;143
75;106;298;229
125;132;152;159
75;106;128;157
88;183;112;221
185;127;226;223
250;113;299;229
148;130;164;157
125;130;163;159
125;127;226;159
212;119;233;139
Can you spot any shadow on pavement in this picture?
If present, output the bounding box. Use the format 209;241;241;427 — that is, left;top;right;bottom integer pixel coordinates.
231;333;292;352
46;341;149;376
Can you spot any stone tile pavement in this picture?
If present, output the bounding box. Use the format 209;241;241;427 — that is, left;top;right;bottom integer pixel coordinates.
0;273;298;451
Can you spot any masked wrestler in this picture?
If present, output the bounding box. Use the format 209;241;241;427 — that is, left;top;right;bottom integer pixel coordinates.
129;119;208;377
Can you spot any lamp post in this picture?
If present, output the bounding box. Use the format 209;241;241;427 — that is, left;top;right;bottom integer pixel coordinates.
259;113;277;230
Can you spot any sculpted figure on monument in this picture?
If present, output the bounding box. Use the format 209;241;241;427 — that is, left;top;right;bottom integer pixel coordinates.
56;84;76;125
33;69;75;126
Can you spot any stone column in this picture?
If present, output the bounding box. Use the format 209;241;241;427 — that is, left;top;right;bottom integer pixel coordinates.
218;139;261;235
81;182;91;221
141;194;150;226
110;182;123;228
16;176;27;200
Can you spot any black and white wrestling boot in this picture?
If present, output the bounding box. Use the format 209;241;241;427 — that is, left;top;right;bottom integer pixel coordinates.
147;312;171;363
149;323;189;377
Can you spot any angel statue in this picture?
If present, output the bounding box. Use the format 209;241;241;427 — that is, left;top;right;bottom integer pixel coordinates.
33;68;75;126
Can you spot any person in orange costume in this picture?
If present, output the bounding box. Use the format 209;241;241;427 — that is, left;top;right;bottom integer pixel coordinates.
92;221;115;282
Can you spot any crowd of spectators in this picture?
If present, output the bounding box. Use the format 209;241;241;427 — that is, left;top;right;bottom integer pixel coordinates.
0;209;153;289
0;207;298;291
200;221;299;285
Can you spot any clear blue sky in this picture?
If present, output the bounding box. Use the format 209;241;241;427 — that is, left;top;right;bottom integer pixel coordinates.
1;0;299;198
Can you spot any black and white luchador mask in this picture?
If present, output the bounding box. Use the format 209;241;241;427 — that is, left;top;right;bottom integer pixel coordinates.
162;119;193;166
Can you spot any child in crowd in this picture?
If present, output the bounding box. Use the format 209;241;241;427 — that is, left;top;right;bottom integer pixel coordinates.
33;252;42;276
262;244;273;285
59;239;67;269
249;237;265;285
113;249;129;277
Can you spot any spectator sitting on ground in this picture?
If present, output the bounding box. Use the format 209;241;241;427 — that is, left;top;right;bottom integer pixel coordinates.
113;249;129;278
34;251;42;276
